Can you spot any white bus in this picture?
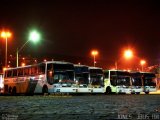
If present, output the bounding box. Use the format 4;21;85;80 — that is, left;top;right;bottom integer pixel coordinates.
0;73;4;94
103;70;132;94
73;65;104;93
130;72;143;94
4;61;76;95
141;72;157;94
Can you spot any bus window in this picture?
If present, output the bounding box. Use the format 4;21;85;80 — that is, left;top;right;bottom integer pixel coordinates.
24;68;29;76
104;71;109;78
110;76;117;86
38;64;45;74
18;68;24;76
31;67;37;75
13;69;17;77
7;70;12;77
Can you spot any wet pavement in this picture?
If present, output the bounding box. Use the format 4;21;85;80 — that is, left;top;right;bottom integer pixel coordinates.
0;94;160;120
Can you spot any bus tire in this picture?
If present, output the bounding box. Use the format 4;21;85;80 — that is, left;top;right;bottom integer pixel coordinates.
42;85;48;95
136;92;140;94
145;92;149;94
105;87;111;95
12;87;17;95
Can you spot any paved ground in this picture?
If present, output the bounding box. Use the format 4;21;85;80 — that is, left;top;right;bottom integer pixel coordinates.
0;94;160;120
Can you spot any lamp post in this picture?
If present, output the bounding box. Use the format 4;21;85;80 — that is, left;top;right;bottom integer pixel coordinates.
17;30;40;67
0;31;12;67
140;60;146;72
91;50;98;67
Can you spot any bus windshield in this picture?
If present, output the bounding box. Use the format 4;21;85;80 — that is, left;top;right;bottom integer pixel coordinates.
116;76;131;86
47;63;74;84
132;77;142;86
142;73;156;86
75;73;89;84
89;68;103;86
74;66;89;84
110;71;131;86
130;73;142;86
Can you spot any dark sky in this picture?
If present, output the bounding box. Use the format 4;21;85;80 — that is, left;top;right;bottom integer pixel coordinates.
0;0;160;69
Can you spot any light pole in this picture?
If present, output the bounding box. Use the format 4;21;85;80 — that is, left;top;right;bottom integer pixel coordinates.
140;60;146;72
91;50;98;67
17;30;40;67
0;31;12;67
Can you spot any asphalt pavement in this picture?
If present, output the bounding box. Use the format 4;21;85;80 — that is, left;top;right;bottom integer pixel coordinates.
0;94;160;120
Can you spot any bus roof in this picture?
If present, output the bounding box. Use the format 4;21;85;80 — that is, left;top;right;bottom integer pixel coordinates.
4;61;73;71
88;66;102;70
103;69;128;72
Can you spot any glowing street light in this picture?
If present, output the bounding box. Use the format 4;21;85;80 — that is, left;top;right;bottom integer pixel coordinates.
21;63;26;67
17;30;41;67
140;60;146;72
1;31;12;67
91;50;98;67
115;49;133;70
124;49;133;59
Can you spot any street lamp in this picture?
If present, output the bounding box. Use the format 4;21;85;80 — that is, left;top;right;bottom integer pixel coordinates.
0;31;12;67
124;49;133;59
91;50;98;67
115;49;133;70
140;60;146;72
16;30;40;67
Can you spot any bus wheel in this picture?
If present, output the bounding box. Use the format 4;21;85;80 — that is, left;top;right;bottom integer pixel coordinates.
145;92;149;94
105;87;111;95
12;87;17;95
136;92;140;94
42;85;48;95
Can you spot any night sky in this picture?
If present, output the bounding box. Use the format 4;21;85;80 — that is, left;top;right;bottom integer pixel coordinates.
0;0;160;69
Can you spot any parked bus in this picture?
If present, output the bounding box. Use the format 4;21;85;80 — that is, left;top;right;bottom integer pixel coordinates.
141;72;157;94
74;64;89;86
103;70;132;94
0;73;4;94
4;61;75;95
130;72;143;94
73;65;104;93
88;67;104;93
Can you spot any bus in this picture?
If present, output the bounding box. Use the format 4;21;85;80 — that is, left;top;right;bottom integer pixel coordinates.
141;72;157;94
74;64;90;93
0;73;4;94
4;61;76;95
74;65;104;93
88;67;104;93
103;70;132;94
130;72;143;94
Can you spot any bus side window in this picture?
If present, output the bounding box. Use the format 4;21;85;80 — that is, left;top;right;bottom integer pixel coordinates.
31;67;36;75
104;72;109;78
7;70;12;77
24;68;29;76
38;64;45;74
18;68;24;76
5;71;7;77
13;69;17;77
